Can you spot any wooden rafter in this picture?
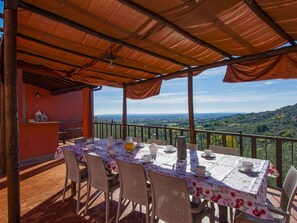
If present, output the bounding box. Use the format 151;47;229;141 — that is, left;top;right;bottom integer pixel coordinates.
119;0;233;59
17;49;141;81
18;0;189;68
244;0;296;45
127;44;297;86
18;33;161;76
50;84;91;95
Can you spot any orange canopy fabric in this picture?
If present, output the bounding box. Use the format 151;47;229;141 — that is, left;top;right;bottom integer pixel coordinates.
126;79;162;100
14;0;297;98
224;52;297;82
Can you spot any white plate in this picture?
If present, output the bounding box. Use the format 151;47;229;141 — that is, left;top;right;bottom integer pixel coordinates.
201;153;216;158
141;159;154;164
238;166;257;173
164;148;177;153
191;171;211;178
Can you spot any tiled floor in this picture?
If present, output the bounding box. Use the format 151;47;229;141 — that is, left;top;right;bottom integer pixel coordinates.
0;159;296;223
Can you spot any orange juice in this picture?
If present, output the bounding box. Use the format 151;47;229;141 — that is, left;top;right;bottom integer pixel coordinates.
125;142;135;152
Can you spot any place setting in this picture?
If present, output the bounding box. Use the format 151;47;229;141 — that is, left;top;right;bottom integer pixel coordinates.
237;161;260;175
191;165;211;178
201;149;216;159
163;145;177;154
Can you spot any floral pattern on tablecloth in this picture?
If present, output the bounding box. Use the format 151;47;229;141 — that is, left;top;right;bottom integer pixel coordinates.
54;139;277;220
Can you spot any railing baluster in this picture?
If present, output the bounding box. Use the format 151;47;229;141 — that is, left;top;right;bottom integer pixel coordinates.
148;127;151;139
251;137;257;158
169;129;173;145
206;133;210;149
156;127;159;139
275;139;283;188
239;131;243;156
141;126;144;141
222;133;226;147
164;127;167;141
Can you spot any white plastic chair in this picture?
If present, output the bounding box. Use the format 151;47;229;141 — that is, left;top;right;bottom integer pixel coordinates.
116;159;151;223
84;153;119;223
147;138;166;145
209;145;239;156
234;166;297;223
61;148;88;214
149;170;215;223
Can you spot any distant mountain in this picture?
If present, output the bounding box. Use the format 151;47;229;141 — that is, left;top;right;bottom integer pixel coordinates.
95;104;297;137
200;104;297;137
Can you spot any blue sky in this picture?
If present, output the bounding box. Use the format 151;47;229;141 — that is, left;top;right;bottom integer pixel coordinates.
94;66;297;115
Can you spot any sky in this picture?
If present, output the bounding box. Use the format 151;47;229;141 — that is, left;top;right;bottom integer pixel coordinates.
94;66;297;115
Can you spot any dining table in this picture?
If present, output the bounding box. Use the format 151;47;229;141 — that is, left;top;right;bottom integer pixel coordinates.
55;138;279;222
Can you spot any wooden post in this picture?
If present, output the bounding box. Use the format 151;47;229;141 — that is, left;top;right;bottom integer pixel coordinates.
4;0;20;222
0;39;6;174
188;71;196;144
122;85;127;140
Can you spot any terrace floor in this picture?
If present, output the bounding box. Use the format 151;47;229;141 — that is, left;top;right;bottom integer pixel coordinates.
0;159;296;223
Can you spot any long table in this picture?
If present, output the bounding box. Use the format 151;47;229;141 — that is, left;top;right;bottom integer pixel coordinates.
55;139;276;222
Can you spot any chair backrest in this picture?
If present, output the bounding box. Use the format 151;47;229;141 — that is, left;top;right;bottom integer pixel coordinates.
133;137;142;143
280;166;297;212
85;153;109;193
149;170;192;223
147;139;167;145
209;145;239;156
187;143;198;150
116;159;149;205
62;148;80;182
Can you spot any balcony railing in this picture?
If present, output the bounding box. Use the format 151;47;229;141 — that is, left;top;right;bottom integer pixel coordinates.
94;121;297;188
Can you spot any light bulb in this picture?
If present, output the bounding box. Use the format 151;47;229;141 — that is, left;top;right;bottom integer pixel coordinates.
109;60;114;68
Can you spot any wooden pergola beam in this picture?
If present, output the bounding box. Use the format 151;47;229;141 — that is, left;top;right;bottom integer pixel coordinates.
18;33;160;76
50;84;91;95
17;49;140;82
18;1;188;68
127;44;297;86
119;0;232;59
244;0;296;45
4;0;20;222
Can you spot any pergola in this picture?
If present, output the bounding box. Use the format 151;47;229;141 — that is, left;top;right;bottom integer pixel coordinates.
2;0;297;222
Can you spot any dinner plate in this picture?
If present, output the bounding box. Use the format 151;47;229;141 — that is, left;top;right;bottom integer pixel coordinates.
164;148;177;153
201;153;216;159
190;171;211;178
141;159;154;164
237;166;257;173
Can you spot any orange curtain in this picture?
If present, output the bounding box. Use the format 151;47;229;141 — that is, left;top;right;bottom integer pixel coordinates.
224;52;297;82
126;79;162;100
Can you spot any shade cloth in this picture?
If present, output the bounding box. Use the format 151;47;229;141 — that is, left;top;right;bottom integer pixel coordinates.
224;52;297;82
126;79;162;99
16;0;297;92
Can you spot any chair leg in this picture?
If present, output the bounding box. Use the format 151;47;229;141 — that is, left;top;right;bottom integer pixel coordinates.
146;205;150;223
85;180;91;214
62;176;68;202
76;180;81;214
116;196;122;223
229;207;234;223
209;202;215;223
105;192;110;223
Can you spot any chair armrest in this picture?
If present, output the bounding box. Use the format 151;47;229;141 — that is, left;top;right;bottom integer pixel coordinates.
191;200;209;214
267;205;290;216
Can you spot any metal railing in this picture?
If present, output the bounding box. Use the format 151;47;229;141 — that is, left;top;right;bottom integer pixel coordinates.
94;121;297;188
